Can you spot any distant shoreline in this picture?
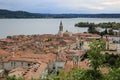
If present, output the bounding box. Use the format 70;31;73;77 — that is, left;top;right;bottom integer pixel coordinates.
1;17;120;19
0;9;120;18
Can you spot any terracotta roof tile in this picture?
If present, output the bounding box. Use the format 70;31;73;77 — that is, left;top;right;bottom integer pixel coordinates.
79;59;89;69
0;49;10;56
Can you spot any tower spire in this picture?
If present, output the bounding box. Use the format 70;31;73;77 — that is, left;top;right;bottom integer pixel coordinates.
58;21;63;37
59;21;63;31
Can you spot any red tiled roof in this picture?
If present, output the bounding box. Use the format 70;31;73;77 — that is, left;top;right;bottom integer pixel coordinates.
2;50;56;63
79;59;89;69
0;78;8;80
63;40;74;43
24;63;47;80
74;33;100;37
0;49;10;57
8;62;47;80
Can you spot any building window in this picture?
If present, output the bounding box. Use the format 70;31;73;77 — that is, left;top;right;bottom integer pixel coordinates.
21;62;23;66
14;62;16;66
58;67;63;69
11;61;13;67
28;63;31;67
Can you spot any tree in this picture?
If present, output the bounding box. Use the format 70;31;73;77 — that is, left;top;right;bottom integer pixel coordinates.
108;57;116;66
108;29;114;35
68;69;86;80
68;69;103;80
107;68;120;80
88;40;105;70
83;69;104;80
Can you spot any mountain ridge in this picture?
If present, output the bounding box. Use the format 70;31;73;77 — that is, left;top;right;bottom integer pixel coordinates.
0;9;120;18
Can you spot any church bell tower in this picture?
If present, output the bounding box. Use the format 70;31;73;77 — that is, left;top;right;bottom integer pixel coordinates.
59;21;63;31
58;21;63;37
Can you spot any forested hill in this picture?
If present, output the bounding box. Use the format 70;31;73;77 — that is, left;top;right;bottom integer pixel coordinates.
0;9;48;18
0;9;120;18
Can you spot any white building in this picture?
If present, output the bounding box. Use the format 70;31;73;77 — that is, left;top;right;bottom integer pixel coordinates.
1;55;48;80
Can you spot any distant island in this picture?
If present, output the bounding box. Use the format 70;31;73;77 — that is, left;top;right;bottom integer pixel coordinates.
75;22;120;29
0;9;120;18
75;22;120;36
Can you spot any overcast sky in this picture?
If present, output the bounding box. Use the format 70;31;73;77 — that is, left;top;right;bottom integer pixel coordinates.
0;0;120;13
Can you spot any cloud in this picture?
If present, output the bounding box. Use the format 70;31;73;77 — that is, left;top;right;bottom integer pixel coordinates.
102;1;120;6
87;6;104;10
0;0;120;13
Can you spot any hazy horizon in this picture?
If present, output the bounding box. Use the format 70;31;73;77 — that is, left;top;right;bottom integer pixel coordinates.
0;0;120;14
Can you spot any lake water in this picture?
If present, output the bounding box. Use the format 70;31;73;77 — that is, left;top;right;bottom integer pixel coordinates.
0;18;120;39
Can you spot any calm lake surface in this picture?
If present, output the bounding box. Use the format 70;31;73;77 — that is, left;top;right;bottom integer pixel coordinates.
0;18;120;39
